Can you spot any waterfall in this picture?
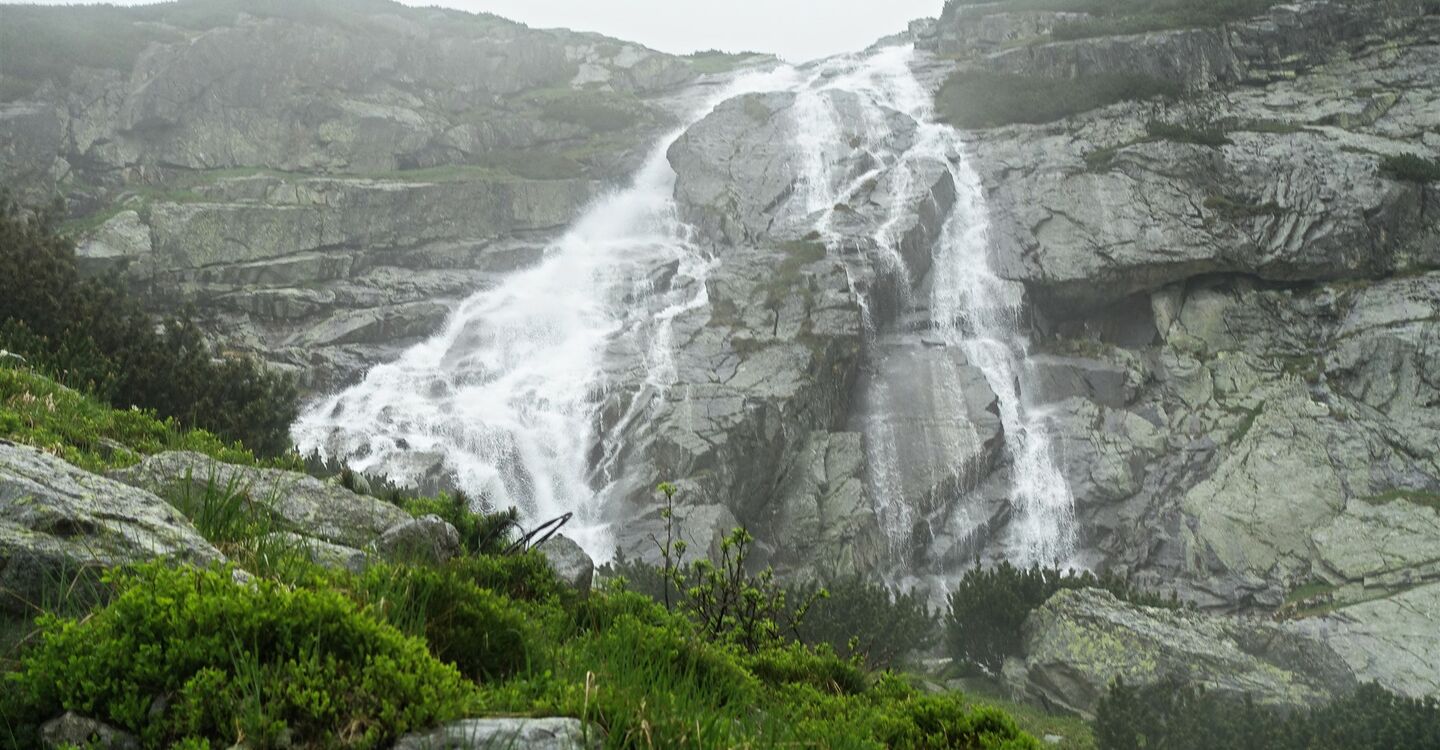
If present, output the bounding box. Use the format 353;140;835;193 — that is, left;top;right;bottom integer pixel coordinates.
291;66;801;557
293;45;1075;571
778;46;1078;569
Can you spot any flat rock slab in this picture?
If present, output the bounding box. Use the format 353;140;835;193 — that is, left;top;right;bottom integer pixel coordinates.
109;451;410;548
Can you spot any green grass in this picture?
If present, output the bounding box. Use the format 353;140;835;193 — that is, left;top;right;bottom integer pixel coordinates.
0;361;263;473
1284;580;1340;606
935;71;1181;129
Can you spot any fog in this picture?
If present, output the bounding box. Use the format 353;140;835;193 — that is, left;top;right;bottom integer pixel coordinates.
7;0;943;61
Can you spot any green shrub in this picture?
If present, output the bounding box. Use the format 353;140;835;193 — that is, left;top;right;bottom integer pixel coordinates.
0;198;298;456
876;691;1041;750
354;563;537;682
1;564;476;749
946;563;1177;673
788;576;938;668
451;551;566;603
935;71;1181;129
1095;678;1440;750
744;642;868;695
1380;153;1440;183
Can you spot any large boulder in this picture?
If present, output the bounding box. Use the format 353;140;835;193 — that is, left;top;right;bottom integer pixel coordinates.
109;451;411;548
1014;588;1357;717
0;442;223;613
537;533;595;594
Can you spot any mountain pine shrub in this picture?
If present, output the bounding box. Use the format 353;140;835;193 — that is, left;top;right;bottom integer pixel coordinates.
0;196;298;456
1095;678;1440;750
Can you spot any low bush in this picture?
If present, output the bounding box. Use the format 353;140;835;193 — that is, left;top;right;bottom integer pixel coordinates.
0;198;298;456
1;564;477;749
355;564;536;682
1380;153;1440;183
946;562;1178;673
1095;678;1440;750
935;71;1181;129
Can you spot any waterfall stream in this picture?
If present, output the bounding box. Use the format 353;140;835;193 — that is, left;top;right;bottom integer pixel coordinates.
294;45;1076;571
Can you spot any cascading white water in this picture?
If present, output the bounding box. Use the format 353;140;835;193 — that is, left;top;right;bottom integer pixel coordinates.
292;66;801;557
779;46;1078;568
294;44;1074;570
931;146;1079;569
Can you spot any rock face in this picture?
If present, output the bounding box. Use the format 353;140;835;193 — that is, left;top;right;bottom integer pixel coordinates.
0;441;223;613
392;717;601;750
109;451;411;548
906;0;1440;702
1014;589;1358;717
0;1;705;389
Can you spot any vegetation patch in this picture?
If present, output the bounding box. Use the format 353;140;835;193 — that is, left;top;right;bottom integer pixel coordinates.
1360;488;1440;513
1379;153;1440;183
936;71;1181;129
0;362;261;473
1;564;479;749
684;49;770;75
2;475;1046;749
1085;120;1231;170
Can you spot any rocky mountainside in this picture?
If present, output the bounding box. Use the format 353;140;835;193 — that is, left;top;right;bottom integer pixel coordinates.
3;0;1439;717
914;0;1440;700
0;0;758;389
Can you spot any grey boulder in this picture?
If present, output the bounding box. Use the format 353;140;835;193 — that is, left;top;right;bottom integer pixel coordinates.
40;712;139;750
0;441;222;613
537;534;594;594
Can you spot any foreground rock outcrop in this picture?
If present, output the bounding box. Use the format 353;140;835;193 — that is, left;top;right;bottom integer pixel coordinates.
0;441;223;612
109;451;412;548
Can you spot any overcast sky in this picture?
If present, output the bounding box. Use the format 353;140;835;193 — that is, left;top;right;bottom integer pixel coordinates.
12;0;943;62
